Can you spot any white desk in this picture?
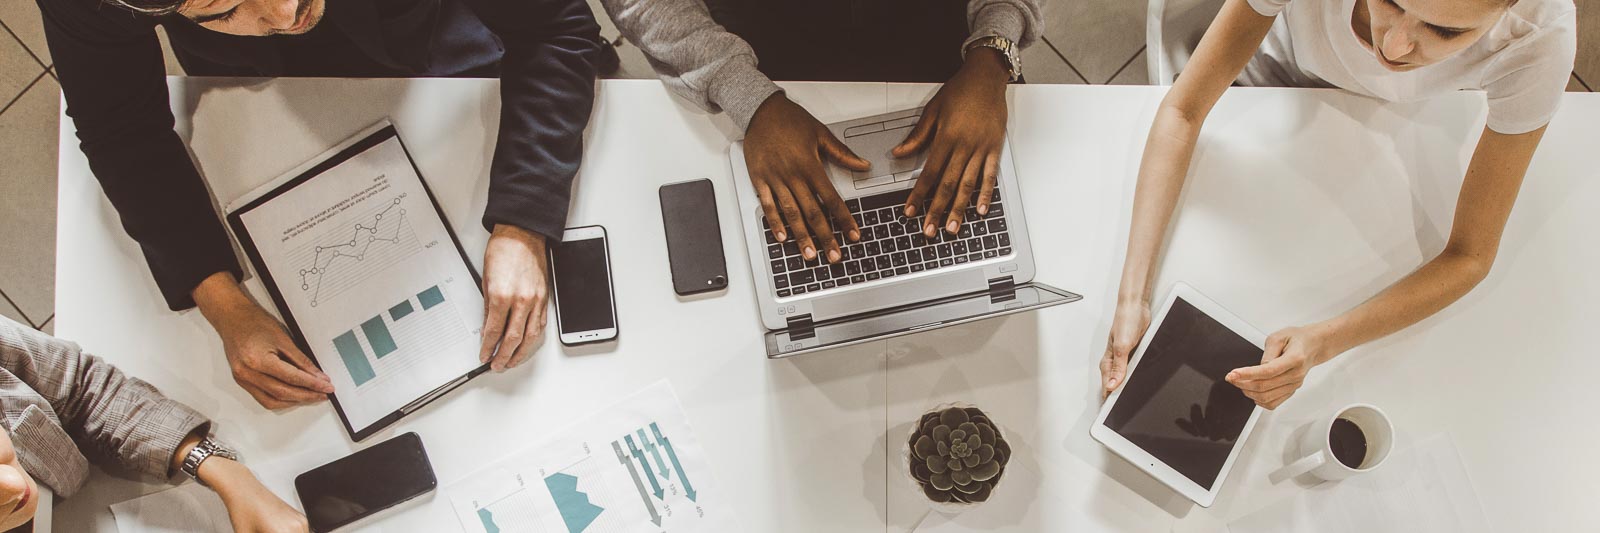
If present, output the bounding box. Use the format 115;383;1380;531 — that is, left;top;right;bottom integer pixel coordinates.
53;79;1600;532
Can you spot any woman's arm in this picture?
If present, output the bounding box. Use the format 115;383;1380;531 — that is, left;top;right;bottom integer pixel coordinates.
170;430;309;532
1101;0;1277;397
1228;126;1546;408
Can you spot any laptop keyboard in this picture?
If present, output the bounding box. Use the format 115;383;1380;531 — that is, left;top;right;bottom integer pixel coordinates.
763;185;1014;298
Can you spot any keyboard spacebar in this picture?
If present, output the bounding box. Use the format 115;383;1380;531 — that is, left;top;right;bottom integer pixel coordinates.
859;187;913;211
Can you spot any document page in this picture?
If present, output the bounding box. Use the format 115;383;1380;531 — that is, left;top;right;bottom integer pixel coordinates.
109;483;231;533
232;125;485;434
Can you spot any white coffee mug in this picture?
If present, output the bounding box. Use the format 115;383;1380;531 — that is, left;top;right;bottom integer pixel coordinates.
1269;403;1393;483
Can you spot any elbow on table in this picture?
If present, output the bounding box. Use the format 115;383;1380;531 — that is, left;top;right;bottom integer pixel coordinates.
1438;245;1496;287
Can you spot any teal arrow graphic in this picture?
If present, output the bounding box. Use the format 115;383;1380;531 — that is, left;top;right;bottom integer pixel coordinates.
613;440;662;526
625;435;664;499
639;428;670;479
652;422;697;502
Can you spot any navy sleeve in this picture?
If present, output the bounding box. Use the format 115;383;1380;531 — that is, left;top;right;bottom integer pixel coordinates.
38;0;242;311
462;0;603;240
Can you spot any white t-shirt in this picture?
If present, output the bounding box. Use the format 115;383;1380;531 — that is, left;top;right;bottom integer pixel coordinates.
1241;0;1576;134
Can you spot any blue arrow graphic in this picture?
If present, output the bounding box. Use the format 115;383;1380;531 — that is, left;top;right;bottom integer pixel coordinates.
652;422;697;501
639;428;671;479
625;435;664;499
613;440;661;526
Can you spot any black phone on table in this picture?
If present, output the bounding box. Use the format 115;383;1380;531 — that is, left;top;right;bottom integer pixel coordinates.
295;432;435;533
659;179;728;296
550;225;620;345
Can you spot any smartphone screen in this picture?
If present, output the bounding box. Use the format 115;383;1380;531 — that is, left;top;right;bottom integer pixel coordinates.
296;433;435;532
551;233;617;340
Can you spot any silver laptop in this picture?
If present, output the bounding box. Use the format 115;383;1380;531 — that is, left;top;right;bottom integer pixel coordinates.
730;108;1080;358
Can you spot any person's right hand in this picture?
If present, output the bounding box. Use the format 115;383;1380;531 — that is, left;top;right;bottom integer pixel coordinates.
1100;299;1152;399
193;273;335;409
743;93;871;263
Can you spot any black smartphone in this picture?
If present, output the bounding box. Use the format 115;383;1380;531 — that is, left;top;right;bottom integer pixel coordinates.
550;225;620;345
296;432;436;532
659;179;728;295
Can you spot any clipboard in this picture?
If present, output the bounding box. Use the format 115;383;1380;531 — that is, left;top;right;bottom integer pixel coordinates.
226;121;488;442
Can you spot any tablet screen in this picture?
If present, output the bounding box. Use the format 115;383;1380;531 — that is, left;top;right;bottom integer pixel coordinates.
1104;296;1260;489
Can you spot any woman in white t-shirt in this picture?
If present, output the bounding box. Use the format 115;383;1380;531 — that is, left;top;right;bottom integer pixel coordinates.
1099;0;1577;408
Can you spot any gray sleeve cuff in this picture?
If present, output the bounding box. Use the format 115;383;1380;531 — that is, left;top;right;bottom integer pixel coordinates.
966;2;1040;50
705;58;784;132
128;401;211;482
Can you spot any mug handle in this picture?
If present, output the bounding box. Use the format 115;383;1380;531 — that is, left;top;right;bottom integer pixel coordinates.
1269;452;1324;484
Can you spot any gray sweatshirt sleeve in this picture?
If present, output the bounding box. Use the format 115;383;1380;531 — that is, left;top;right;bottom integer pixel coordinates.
598;0;1043;131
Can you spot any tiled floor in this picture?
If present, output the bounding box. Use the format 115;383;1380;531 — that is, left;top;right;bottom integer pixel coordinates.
0;0;1593;338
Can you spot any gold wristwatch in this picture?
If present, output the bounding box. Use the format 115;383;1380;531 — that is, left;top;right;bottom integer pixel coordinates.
964;35;1022;83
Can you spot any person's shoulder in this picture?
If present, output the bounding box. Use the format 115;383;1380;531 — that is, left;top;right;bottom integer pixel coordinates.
38;0;157;36
1498;0;1576;42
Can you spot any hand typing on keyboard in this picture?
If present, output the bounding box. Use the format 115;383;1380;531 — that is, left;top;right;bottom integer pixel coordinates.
891;47;1010;238
744;94;868;264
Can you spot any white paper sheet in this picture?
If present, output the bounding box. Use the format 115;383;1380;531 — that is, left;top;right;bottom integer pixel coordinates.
109;483;232;533
444;380;741;533
230;123;485;433
1228;433;1490;533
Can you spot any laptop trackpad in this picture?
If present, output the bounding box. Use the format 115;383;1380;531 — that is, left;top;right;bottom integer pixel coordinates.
845;125;924;182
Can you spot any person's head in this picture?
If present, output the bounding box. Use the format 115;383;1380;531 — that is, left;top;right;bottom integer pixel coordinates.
1361;0;1515;72
0;430;41;531
109;0;326;37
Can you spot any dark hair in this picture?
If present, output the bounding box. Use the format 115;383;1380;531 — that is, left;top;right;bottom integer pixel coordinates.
107;0;185;16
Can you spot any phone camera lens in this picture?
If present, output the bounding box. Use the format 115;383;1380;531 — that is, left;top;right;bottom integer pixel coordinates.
711;275;726;285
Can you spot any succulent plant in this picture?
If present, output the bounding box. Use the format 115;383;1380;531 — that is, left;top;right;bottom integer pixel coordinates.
908;406;1011;504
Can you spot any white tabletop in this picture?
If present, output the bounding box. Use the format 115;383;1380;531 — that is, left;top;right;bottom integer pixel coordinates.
52;79;1600;532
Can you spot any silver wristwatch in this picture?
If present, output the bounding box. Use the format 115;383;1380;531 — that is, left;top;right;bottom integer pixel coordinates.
180;436;239;487
964;35;1022;83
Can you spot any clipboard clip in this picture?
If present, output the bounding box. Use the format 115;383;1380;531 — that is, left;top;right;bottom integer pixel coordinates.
400;374;470;415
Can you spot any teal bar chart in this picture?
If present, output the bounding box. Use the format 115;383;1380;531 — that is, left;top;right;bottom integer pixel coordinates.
332;331;375;386
361;316;398;358
419;285;446;310
389;300;414;321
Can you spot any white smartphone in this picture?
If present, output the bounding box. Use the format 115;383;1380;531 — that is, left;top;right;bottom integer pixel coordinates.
550;225;619;345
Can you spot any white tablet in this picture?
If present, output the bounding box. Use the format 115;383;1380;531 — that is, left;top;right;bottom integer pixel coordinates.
1091;282;1266;507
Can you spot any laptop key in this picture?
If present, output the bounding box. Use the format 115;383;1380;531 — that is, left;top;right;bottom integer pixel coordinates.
813;266;831;281
807;283;821;292
790;270;814;285
774;276;789;289
984;250;998;259
769;244;783;259
890;222;905;236
937;244;953;258
792;285;808;295
830;264;846;278
998;247;1012;256
907;249;923;263
982;235;998;249
867;272;881;281
851;275;866;284
865;241;881;256
911;263;925;272
952;241;968;255
988;218;1007;233
987;202;1003;216
876;256;892;271
895;267;910;275
924;261;939;271
956;256;969;264
973;222;989;236
881;238;897;253
771;259;787;274
783;242;800;257
967;238;982;251
847;260;863;275
823;280;836;289
921;246;936;258
864;210;879;226
849;244;866;258
958;225;973;239
968;253;981;262
891;252;907;267
785;257;803;271
846;198;861;212
998;233;1011;247
837;277;852;287
860;187;913;211
940;258;955;267
882;269;897;278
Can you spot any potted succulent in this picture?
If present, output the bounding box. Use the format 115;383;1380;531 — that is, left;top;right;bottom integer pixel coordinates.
905;405;1011;508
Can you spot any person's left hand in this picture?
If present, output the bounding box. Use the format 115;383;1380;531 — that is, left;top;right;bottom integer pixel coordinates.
1225;325;1337;409
478;224;551;372
893;46;1011;237
205;460;310;533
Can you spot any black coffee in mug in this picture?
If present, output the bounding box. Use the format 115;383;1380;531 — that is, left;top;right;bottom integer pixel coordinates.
1329;418;1368;468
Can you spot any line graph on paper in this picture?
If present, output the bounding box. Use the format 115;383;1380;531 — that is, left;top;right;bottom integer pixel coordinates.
289;194;421;307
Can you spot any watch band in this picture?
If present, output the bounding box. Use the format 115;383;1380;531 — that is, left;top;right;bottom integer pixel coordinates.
180;436;239;487
964;35;1022;83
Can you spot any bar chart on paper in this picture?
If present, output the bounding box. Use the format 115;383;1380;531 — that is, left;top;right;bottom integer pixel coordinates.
328;283;467;387
448;382;739;533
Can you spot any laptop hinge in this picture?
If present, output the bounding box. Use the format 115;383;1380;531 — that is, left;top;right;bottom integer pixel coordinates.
784;314;816;341
987;276;1017;303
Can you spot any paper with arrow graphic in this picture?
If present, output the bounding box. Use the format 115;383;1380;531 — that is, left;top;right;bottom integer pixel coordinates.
446;380;737;533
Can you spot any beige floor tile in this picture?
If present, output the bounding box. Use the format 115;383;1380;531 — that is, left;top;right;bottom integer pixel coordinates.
1106;48;1150;86
0;74;59;323
1569;73;1591;92
1;29;43;107
1043;0;1148;84
1576;0;1597;89
0;291;31;328
0;0;49;66
1022;38;1087;84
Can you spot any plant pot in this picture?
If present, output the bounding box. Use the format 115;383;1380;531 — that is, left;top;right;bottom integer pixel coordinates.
901;402;1012;514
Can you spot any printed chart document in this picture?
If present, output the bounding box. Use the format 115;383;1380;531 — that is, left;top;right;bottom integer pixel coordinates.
1228;433;1491;533
109;483;231;533
445;380;740;533
227;122;486;441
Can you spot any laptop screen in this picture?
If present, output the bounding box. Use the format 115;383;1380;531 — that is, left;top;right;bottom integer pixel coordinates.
764;283;1080;358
